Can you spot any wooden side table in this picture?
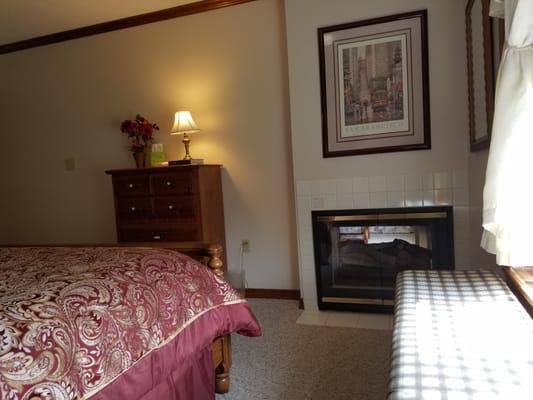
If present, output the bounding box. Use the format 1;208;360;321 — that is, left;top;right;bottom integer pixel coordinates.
504;266;533;317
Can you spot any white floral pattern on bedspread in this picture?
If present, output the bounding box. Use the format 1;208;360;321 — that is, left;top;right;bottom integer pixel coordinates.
0;247;243;400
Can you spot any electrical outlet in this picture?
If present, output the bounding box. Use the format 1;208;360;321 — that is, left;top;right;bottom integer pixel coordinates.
241;239;251;252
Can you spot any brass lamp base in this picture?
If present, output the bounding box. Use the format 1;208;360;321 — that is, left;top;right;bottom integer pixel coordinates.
170;131;203;165
182;132;192;160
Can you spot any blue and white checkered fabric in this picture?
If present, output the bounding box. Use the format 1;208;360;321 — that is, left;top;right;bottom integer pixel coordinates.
388;270;533;400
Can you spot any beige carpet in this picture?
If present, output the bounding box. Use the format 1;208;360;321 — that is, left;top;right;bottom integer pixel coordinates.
217;299;392;400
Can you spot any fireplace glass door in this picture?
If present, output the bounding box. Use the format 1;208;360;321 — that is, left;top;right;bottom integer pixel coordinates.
312;207;454;312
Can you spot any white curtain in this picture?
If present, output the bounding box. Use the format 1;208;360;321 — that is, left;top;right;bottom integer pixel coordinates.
482;0;533;266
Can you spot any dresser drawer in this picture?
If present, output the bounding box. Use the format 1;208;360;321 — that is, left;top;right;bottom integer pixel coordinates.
151;172;194;195
154;197;197;219
114;175;150;196
119;226;201;242
118;197;152;219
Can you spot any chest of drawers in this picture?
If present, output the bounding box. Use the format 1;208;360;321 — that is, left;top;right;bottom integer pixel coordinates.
106;165;226;256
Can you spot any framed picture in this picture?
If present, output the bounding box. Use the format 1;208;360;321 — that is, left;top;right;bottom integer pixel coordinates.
318;10;430;158
466;0;505;152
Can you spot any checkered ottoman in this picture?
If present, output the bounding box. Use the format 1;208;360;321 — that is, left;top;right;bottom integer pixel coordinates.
388;270;533;400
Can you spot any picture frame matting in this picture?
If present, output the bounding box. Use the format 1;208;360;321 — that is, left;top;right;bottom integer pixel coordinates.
318;10;431;158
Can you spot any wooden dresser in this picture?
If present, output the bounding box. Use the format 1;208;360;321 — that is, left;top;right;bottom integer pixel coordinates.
105;165;226;262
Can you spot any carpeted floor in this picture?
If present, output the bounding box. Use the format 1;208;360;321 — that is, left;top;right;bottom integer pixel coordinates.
216;299;392;400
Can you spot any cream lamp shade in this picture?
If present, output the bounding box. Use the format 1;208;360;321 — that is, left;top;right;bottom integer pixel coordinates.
170;111;200;135
170;111;200;160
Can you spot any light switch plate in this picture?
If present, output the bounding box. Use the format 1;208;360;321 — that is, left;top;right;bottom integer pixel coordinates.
65;157;76;171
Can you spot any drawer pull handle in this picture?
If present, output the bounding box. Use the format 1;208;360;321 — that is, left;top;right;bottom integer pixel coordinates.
128;183;134;188
130;206;136;212
168;205;174;210
153;235;161;240
165;181;172;187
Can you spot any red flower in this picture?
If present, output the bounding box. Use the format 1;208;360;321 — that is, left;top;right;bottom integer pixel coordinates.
119;115;159;152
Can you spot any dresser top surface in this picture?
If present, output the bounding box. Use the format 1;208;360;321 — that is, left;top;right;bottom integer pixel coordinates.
105;164;222;176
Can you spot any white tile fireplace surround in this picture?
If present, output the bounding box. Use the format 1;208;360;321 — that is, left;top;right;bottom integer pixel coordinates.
295;171;470;312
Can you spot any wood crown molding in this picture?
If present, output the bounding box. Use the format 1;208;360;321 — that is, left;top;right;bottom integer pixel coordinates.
0;0;258;55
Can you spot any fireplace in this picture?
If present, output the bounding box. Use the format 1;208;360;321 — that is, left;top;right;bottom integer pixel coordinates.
312;206;454;312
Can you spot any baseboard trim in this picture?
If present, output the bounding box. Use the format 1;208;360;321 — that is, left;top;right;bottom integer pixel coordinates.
245;288;300;300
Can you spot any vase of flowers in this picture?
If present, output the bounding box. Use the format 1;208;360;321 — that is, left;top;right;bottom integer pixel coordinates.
120;114;159;168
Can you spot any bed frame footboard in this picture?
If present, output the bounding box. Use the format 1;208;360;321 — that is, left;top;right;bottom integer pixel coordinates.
124;242;233;394
202;244;233;394
129;242;233;394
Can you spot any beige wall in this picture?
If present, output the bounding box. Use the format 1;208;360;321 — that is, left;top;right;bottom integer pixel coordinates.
469;150;498;269
284;0;480;307
285;0;470;181
0;0;299;290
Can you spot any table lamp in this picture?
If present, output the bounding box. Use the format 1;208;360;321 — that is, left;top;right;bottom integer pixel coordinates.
170;111;200;162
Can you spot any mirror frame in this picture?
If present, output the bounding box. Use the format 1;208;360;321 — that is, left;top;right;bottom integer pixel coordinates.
465;0;504;152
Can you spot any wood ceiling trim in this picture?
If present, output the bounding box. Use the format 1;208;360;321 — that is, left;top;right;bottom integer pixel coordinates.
0;0;258;55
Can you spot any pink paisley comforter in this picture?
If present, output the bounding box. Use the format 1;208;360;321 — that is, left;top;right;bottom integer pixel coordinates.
0;247;261;400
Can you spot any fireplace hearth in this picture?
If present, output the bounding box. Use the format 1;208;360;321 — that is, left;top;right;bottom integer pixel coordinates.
312;206;454;312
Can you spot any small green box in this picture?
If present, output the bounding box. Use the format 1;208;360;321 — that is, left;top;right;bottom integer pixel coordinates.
150;143;166;166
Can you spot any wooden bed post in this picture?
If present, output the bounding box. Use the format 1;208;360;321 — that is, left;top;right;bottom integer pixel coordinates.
206;243;232;394
207;244;224;278
214;334;232;393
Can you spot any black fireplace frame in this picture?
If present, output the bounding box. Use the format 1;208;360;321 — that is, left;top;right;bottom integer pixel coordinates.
312;206;455;313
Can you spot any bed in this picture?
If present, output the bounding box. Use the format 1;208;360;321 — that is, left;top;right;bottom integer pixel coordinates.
388;270;533;400
0;242;261;400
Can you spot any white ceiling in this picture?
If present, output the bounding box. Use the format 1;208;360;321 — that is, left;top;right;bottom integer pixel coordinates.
0;0;200;45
